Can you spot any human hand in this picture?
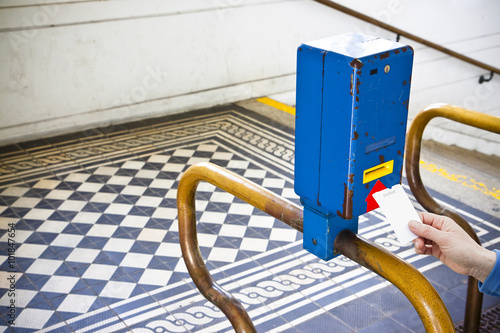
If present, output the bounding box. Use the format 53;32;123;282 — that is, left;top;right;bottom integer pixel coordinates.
408;212;496;282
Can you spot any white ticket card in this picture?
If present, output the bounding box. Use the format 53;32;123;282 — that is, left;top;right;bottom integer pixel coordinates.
372;184;422;244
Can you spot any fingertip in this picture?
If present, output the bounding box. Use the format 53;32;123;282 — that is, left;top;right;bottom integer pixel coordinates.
412;236;422;247
408;220;420;229
413;241;424;254
412;239;419;252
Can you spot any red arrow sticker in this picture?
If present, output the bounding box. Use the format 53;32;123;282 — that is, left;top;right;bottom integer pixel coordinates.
365;179;387;213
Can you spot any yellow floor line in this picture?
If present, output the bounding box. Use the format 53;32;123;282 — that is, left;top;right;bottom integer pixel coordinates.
256;97;296;116
420;160;500;200
258;96;499;201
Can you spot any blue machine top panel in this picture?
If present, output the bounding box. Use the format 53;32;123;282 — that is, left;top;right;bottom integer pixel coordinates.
305;33;407;59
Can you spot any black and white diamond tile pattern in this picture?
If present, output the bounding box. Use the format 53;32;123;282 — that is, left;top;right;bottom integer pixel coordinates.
0;108;499;333
0;114;303;332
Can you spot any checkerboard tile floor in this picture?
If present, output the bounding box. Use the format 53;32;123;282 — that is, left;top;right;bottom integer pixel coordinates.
0;105;499;332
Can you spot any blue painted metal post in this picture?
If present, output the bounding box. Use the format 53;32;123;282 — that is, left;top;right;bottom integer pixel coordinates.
295;33;414;260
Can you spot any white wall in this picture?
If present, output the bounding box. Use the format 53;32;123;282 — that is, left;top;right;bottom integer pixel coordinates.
0;0;499;156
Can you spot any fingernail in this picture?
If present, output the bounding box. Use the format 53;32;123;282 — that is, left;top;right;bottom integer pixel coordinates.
409;220;418;228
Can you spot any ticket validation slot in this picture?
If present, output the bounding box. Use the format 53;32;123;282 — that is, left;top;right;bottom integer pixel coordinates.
294;33;414;260
363;160;394;184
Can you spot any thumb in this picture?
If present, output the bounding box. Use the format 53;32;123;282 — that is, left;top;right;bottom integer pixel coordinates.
409;220;441;242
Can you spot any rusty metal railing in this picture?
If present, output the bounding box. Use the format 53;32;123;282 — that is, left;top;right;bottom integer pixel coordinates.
405;103;500;333
177;161;454;332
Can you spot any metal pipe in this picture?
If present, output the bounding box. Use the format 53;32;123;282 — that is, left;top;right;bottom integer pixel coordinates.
178;162;455;332
177;162;302;332
406;104;500;240
405;103;500;332
335;229;455;332
313;0;500;76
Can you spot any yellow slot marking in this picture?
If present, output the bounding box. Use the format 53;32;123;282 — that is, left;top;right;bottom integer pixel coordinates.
363;160;394;184
256;97;296;115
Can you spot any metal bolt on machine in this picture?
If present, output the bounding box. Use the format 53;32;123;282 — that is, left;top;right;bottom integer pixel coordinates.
295;33;414;260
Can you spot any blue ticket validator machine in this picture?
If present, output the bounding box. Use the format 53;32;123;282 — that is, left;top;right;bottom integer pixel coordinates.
295;33;414;260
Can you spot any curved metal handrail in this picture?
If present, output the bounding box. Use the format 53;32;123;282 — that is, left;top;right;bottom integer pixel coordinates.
405;103;500;332
177;162;454;332
177;162;302;332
